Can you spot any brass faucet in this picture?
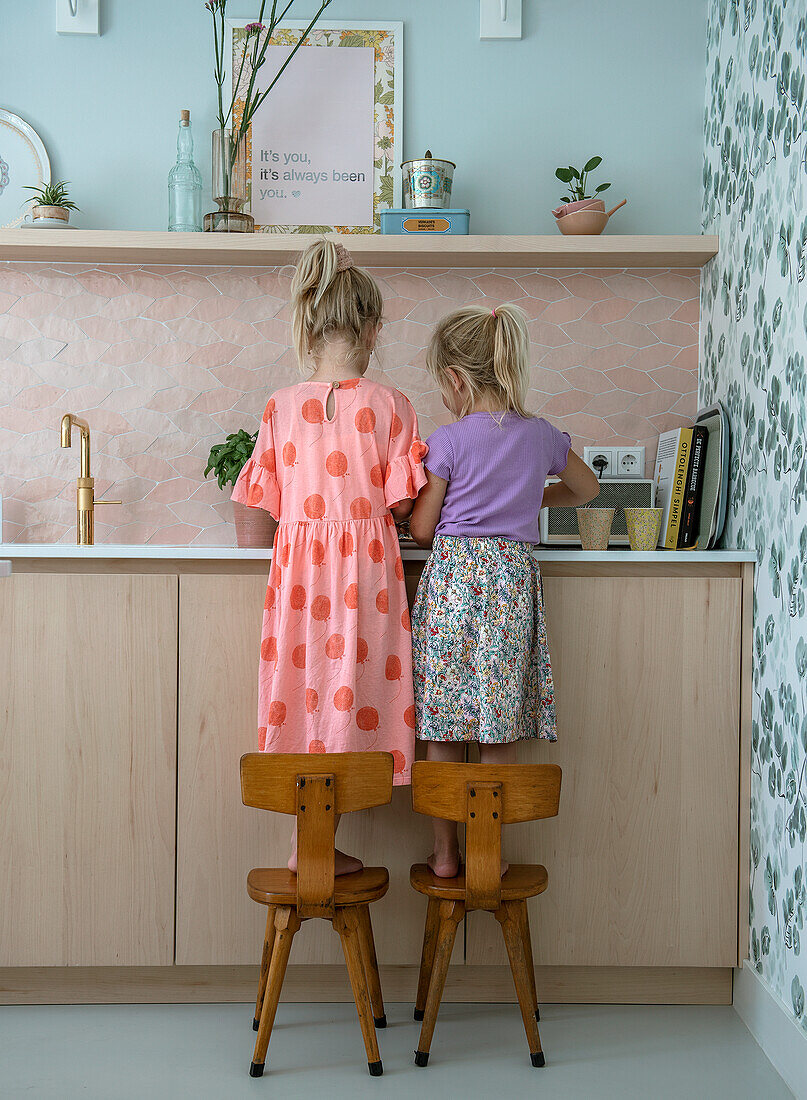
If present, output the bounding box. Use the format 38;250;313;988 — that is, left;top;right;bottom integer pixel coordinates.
60;413;121;545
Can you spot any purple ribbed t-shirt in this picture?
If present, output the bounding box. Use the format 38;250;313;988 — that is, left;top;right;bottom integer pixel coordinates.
424;412;571;543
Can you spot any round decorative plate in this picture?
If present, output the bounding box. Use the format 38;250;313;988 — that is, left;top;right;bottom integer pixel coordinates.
0;109;50;228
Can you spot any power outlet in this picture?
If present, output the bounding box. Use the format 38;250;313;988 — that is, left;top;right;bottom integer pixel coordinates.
584;445;645;479
583;446;618;479
616;447;645;477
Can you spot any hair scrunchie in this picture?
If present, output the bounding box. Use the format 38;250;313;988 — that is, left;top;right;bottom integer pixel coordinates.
335;243;355;272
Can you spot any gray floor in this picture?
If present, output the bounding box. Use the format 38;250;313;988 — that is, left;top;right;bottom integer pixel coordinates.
0;1002;792;1100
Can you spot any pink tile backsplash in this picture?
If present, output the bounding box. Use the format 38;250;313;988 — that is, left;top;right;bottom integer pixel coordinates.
0;262;699;545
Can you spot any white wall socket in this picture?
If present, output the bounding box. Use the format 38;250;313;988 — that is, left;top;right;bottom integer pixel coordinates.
583;445;645;479
584;446;617;478
616;447;645;477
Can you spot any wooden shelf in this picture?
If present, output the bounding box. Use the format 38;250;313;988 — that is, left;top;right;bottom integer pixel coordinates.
0;230;718;269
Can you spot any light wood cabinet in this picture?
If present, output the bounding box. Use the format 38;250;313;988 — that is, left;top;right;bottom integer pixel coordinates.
175;574;447;967
467;574;741;968
1;555;749;1003
176;574;289;966
0;574;177;966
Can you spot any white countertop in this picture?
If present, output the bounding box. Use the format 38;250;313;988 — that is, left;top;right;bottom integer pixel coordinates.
0;544;757;563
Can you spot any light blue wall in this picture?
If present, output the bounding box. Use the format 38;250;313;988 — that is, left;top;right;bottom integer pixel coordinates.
0;0;706;234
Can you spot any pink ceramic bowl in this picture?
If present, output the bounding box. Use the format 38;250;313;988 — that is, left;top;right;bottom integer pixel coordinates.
552;198;605;219
555;208;609;235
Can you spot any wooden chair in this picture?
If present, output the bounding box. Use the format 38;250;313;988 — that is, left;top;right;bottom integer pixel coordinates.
240;751;394;1078
409;760;562;1068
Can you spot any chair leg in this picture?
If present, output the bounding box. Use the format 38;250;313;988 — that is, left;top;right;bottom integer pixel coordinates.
334;906;383;1076
250;906;300;1077
356;904;386;1028
253;905;276;1030
497;901;544;1067
414;897;440;1022
414;899;464;1067
517;900;540;1022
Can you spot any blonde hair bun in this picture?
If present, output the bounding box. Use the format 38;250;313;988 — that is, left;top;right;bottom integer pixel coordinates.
290;238;382;369
426;302;531;418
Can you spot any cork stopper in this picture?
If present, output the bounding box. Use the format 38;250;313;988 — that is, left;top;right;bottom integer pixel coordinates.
180;109;190;125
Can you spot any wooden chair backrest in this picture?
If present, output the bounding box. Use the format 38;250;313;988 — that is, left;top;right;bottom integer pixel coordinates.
411;762;562;911
241;752;394;919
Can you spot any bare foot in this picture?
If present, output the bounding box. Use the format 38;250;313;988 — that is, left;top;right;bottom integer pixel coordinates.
334;849;363;876
427;850;461;878
288;848;363;876
424;853;508;878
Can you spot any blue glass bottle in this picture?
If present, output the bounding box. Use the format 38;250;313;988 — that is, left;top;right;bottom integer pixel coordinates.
168;110;203;232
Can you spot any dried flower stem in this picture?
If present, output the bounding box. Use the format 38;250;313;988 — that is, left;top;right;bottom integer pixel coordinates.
207;0;333;141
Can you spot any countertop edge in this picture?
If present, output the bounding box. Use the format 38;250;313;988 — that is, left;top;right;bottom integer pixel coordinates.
0;545;757;564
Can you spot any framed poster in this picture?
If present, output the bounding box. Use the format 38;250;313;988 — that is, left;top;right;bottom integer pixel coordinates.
226;20;402;234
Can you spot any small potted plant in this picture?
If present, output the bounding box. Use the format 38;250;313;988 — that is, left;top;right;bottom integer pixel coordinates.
24;180;80;224
552;157;625;235
204;428;276;548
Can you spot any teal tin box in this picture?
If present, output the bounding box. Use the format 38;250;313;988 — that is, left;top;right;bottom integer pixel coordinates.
380;208;470;235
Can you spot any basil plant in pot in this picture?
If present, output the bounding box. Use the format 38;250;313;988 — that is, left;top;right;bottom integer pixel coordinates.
205;428;276;548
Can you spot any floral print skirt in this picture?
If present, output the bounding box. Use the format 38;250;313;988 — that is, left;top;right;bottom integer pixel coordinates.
412;535;558;744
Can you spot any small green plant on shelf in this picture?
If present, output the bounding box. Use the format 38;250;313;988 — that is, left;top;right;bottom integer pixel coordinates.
204;428;258;490
555;157;611;203
24;180;80;211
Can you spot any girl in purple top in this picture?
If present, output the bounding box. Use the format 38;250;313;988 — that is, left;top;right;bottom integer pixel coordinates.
409;303;598;877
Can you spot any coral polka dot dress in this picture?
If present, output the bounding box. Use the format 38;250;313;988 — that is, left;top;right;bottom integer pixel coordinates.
232;377;427;785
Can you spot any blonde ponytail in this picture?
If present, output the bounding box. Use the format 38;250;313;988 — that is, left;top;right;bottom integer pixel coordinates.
426;302;531;418
290;238;383;371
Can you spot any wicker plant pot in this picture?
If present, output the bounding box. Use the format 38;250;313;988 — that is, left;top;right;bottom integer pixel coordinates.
233;500;275;549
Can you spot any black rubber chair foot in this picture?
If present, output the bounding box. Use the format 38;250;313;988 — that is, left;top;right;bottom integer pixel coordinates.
249;1062;265;1077
252;1017;260;1031
413;1008;424;1021
414;1050;429;1067
374;1014;387;1029
531;1051;546;1068
368;1060;383;1076
535;1007;541;1022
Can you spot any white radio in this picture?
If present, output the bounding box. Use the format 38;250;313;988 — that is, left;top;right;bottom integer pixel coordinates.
539;478;655;546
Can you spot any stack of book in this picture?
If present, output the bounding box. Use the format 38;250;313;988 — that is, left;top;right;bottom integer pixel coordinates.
653;425;709;549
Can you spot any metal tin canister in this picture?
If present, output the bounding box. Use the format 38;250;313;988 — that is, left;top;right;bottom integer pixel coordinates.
401;152;455;209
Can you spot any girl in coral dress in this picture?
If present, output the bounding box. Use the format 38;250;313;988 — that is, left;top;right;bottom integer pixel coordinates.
232;239;427;873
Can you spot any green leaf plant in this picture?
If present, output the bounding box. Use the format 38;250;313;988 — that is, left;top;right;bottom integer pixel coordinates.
24;180;80;210
555;156;611;203
204;428;258;490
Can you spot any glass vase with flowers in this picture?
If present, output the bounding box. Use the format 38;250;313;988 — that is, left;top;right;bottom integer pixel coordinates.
204;0;333;232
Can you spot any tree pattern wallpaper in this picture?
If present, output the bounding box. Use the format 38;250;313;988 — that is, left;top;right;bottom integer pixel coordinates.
701;0;807;1028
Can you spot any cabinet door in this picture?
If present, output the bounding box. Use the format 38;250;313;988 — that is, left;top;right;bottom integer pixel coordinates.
0;574;177;966
467;575;741;968
176;574;444;966
176;575;297;965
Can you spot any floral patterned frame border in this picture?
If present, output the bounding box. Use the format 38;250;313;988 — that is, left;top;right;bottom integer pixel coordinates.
225;19;403;234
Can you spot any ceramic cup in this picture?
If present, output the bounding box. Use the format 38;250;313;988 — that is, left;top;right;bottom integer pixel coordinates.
576;506;616;550
624;507;663;551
